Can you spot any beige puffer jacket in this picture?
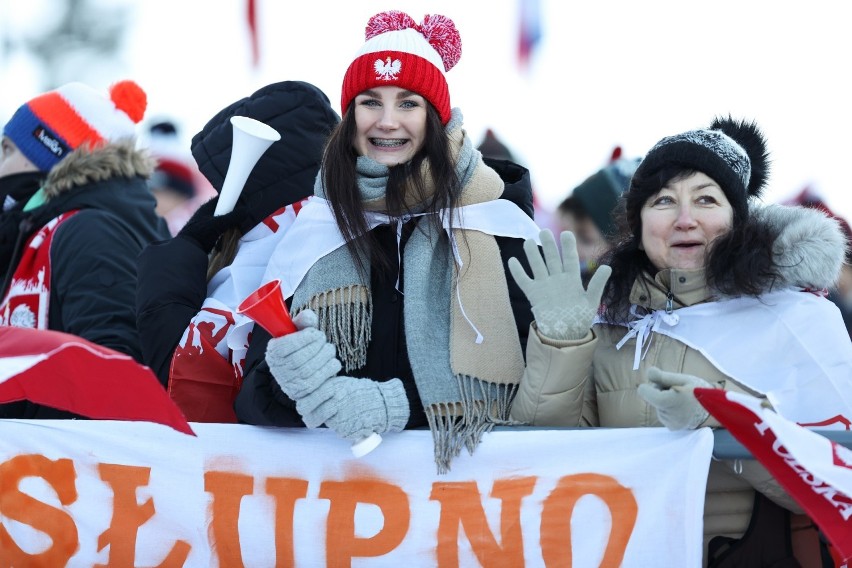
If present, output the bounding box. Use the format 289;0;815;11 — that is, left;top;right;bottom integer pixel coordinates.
510;204;848;564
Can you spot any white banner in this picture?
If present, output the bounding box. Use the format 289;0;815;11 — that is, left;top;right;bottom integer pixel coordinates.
0;422;712;567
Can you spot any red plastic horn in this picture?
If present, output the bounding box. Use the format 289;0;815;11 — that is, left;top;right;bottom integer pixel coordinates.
237;279;296;337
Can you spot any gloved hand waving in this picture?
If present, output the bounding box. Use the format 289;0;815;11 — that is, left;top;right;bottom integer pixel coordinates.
177;196;246;254
637;367;712;430
508;229;612;340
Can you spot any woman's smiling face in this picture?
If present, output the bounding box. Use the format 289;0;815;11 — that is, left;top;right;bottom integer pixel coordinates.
640;171;734;271
352;86;427;166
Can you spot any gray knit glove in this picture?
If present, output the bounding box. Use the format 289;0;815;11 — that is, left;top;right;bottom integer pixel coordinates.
265;310;342;400
637;367;712;430
508;229;612;340
297;376;410;442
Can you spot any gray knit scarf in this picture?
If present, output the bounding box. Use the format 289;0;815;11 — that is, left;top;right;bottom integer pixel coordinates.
291;111;526;472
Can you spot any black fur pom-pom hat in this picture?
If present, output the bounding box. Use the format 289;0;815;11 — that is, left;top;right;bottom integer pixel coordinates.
627;116;771;223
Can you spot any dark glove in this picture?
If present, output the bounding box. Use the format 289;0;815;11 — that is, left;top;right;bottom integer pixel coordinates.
176;196;246;254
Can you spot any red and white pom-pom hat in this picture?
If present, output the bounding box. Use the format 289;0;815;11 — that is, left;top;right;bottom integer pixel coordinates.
341;11;462;125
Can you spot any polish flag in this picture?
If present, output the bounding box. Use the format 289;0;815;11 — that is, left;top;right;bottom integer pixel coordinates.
0;327;194;435
695;388;852;562
518;0;542;71
247;0;259;67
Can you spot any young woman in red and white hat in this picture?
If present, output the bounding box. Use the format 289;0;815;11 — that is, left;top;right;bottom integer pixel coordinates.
236;11;542;473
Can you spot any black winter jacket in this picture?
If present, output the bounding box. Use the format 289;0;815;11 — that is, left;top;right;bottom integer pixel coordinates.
136;81;340;386
0;140;169;419
234;157;536;428
0;171;44;273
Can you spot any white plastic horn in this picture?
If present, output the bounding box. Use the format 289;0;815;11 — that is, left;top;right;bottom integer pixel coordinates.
213;116;281;216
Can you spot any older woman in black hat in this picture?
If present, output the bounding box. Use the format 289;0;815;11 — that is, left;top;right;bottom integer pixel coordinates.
508;117;852;565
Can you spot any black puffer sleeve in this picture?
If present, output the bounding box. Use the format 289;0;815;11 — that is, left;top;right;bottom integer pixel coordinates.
136;236;211;386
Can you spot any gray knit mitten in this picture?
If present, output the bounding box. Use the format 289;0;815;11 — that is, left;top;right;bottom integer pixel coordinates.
297;376;410;441
265;310;342;400
637;367;711;430
508;229;612;340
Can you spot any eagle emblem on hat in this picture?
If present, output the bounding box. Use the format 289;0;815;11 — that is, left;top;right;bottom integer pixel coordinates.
374;57;402;80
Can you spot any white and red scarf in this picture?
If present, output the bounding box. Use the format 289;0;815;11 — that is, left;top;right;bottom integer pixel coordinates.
0;211;79;330
168;202;304;422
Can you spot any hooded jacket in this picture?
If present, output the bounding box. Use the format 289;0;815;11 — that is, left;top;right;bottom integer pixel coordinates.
509;203;847;562
0;140;169;418
136;81;341;386
234;157;536;428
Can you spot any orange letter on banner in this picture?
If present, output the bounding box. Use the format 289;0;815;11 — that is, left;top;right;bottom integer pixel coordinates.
540;473;638;567
265;478;308;568
431;477;536;568
319;480;409;566
205;471;254;568
96;463;190;568
0;455;78;567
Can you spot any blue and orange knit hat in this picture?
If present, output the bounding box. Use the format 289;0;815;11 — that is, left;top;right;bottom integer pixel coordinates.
341;11;462;125
3;80;147;172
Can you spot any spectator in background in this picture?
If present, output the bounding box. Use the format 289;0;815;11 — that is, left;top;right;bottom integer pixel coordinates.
784;187;852;340
0;80;170;418
833;235;852;339
145;119;200;235
477;127;560;236
136;81;340;422
557;147;639;282
476;127;514;162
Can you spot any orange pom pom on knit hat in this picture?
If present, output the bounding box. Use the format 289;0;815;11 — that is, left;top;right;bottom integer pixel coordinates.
341;11;461;125
3;80;147;172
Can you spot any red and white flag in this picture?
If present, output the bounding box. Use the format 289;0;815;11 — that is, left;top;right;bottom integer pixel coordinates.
246;0;259;67
517;0;542;71
0;327;194;435
695;388;852;562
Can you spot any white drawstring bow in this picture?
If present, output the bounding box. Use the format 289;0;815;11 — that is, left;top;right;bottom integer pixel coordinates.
615;305;680;369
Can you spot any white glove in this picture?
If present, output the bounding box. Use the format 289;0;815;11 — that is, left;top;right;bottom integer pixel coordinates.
265;310;342;400
297;376;409;441
637;367;711;430
508;229;612;340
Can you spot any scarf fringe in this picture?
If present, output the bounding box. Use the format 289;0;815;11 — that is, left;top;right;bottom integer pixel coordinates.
295;286;372;372
425;377;518;474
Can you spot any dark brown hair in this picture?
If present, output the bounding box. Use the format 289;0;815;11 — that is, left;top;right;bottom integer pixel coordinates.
600;166;779;322
320;102;461;275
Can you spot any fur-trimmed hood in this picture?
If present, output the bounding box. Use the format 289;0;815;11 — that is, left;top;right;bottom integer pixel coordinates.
42;138;155;199
754;203;847;290
20;138;166;252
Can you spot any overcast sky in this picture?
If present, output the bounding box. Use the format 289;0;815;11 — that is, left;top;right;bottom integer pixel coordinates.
2;0;850;219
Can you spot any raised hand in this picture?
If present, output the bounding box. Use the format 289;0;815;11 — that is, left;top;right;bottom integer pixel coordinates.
508;229;612;340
